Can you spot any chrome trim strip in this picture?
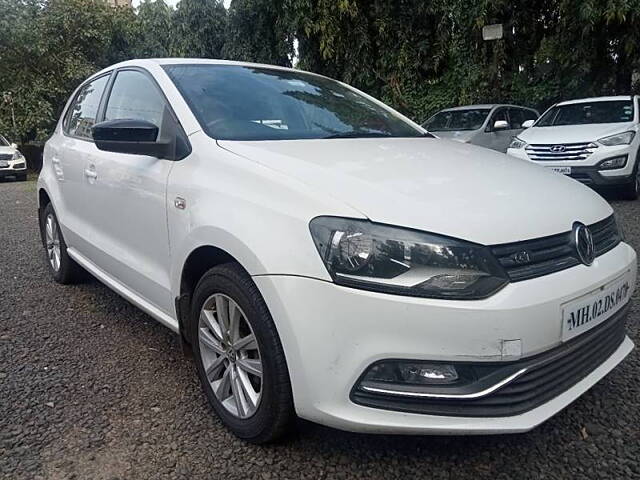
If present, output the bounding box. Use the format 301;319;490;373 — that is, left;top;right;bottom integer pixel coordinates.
361;368;528;400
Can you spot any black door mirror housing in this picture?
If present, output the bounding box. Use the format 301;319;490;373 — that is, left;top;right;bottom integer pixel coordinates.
92;119;170;158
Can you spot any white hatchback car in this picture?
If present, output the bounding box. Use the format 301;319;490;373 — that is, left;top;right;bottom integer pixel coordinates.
507;96;640;199
38;59;637;443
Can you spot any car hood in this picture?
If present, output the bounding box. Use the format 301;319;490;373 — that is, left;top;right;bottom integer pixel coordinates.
218;137;612;245
519;122;636;144
431;130;477;143
0;146;15;155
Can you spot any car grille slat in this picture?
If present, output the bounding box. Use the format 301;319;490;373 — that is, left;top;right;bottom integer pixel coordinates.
0;153;12;161
490;215;621;282
525;142;597;162
352;306;629;417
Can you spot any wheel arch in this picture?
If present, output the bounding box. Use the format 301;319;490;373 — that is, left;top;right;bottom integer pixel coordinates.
175;243;258;353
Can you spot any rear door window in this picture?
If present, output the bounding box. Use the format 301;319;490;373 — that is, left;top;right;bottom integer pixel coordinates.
64;75;110;140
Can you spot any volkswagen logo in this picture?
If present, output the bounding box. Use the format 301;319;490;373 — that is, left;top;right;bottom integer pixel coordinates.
573;222;595;266
551;145;566;153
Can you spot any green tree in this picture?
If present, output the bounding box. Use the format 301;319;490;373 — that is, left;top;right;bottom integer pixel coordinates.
134;0;176;58
224;0;293;66
173;0;227;58
0;0;124;142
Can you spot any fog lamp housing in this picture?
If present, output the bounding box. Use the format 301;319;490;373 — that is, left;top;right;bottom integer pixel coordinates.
598;155;628;170
364;361;459;385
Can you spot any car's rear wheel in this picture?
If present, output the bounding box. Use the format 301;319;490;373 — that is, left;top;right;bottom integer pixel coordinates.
40;203;84;284
190;263;295;443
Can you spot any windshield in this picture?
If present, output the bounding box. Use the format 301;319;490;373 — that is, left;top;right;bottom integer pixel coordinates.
164;65;423;141
0;135;8;146
537;101;634;127
423;109;490;131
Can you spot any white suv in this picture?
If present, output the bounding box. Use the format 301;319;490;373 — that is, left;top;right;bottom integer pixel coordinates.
0;134;27;181
38;60;637;443
507;96;640;199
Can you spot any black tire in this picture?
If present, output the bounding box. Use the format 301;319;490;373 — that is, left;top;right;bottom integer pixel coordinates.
40;203;84;284
622;172;639;200
189;263;295;443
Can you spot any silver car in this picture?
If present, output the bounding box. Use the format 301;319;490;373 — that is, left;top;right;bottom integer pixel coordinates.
423;104;539;152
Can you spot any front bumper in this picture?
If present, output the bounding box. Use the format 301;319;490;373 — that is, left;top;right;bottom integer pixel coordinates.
0;160;27;177
254;242;636;434
507;144;637;187
556;165;634;187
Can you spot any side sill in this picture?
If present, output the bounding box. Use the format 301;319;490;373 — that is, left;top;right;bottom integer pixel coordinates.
67;247;179;333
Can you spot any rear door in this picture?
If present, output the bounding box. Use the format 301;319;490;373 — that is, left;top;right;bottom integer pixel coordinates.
56;74;111;251
80;68;176;314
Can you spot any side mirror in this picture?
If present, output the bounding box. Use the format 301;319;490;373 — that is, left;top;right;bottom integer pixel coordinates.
522;119;535;128
493;120;510;131
92;119;169;158
10;143;17;149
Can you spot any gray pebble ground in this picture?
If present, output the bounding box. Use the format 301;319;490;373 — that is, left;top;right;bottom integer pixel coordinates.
1;177;639;480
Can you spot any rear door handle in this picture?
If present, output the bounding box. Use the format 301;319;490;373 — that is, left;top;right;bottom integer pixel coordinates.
84;165;97;181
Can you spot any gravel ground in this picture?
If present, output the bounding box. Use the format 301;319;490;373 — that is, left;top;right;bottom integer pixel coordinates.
1;177;639;480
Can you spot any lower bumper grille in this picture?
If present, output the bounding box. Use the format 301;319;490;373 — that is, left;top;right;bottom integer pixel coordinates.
351;303;629;417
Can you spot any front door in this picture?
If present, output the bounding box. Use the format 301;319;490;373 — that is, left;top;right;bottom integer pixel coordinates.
81;69;175;315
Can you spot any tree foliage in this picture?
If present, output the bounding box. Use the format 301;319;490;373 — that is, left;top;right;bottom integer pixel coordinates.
2;0;640;142
224;0;293;66
173;0;227;58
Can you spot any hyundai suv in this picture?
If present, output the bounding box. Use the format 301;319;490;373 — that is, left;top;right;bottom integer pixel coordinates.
38;60;636;443
507;96;640;199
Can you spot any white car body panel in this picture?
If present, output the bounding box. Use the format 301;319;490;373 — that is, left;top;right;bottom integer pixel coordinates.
218;137;612;245
37;59;637;436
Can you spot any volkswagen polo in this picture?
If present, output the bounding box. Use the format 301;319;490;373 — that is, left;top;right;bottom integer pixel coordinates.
38;59;636;443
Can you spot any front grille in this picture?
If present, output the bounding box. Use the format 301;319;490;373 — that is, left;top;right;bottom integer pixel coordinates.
490;215;621;282
0;153;12;161
525;142;597;161
351;304;629;417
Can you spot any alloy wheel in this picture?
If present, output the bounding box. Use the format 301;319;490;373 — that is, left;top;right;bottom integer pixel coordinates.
198;293;263;419
45;213;61;272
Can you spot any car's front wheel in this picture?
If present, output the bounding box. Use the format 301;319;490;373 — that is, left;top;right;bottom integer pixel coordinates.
189;263;295;443
40;203;84;283
622;168;640;200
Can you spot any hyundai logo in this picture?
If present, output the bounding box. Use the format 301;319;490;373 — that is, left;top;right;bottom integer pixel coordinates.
550;145;566;153
573;222;595;266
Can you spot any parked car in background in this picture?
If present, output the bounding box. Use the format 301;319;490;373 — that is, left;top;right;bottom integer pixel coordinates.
0;134;27;181
423;104;538;152
507;96;640;200
38;60;636;443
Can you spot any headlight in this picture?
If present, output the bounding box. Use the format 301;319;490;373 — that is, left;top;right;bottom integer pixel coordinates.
598;131;635;146
309;217;508;300
11;151;24;160
509;137;527;149
598;155;628;170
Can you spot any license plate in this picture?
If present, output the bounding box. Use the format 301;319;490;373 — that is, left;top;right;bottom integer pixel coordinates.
562;274;632;342
548;166;571;175
0;161;8;168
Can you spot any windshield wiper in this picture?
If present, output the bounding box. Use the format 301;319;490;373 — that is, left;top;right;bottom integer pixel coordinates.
323;131;394;139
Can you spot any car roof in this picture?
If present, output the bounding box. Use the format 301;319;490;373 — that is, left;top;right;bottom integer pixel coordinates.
440;104;535;112
556;96;635;106
93;58;306;78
